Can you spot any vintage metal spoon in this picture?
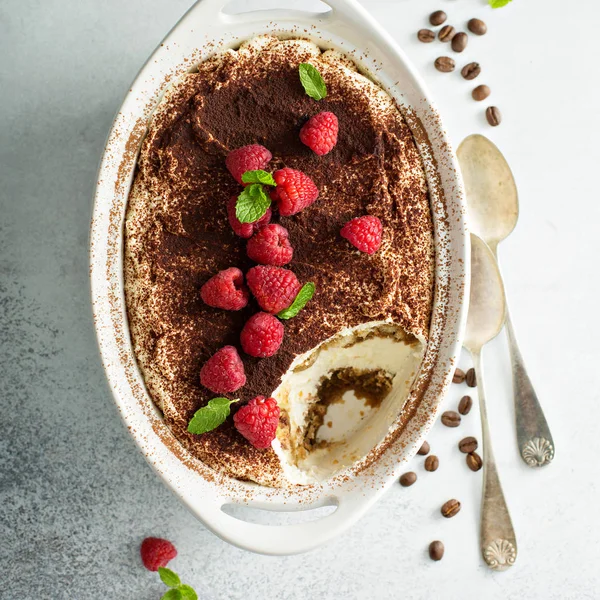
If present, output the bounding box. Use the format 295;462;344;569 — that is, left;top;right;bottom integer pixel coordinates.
466;233;517;571
458;134;555;468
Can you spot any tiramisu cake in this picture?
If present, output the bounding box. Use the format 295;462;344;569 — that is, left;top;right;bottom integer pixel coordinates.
125;36;434;487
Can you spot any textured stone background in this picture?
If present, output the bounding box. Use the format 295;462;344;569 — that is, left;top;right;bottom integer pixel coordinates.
2;1;599;598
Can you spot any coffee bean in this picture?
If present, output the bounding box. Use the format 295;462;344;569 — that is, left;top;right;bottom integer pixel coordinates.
458;395;473;415
430;10;447;26
438;25;456;42
400;471;417;487
452;368;466;384
468;18;487;36
435;57;455;73
425;455;439;472
461;62;481;80
429;540;445;561
466;367;477;387
472;84;491;101
458;436;478;454
441;499;461;518
486;106;502;127
467;452;483;471
417;441;430;456
451;32;468;53
441;410;461;427
418;29;436;43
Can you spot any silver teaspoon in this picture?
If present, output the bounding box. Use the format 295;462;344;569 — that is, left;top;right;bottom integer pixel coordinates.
466;234;517;571
458;134;555;468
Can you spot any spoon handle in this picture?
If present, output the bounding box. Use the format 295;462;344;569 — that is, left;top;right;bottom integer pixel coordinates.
504;307;555;467
472;350;517;571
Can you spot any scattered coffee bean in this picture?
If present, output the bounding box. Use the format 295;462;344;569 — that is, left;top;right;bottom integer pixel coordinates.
429;540;445;561
441;410;461;428
486;106;502;127
466;367;477;387
441;499;461;518
429;10;447;26
452;368;466;384
438;25;456;42
467;451;483;472
417;441;430;456
459;436;478;454
458;395;473;415
451;32;468;53
425;455;439;472
400;471;417;487
418;28;436;43
434;56;455;73
468;18;487;36
461;62;481;80
472;84;491;101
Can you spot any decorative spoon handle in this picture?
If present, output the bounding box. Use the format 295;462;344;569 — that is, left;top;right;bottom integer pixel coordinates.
504;308;555;467
472;350;517;571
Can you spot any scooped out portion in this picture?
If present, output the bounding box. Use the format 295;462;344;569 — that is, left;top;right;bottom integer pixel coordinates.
273;322;425;483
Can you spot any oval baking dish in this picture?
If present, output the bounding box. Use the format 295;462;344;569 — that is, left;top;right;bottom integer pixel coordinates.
90;0;469;555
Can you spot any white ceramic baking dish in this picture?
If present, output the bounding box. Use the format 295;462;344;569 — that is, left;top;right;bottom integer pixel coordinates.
90;0;469;555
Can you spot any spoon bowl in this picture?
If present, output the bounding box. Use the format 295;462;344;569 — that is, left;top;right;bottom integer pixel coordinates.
464;234;506;352
457;135;519;252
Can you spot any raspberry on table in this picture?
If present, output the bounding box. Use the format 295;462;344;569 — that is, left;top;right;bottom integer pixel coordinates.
246;224;293;266
140;537;177;572
270;168;319;216
225;144;272;184
227;195;272;239
246;265;301;314
340;215;383;254
200;267;249;311
300;111;339;156
200;346;246;393
233;396;280;449
240;312;284;358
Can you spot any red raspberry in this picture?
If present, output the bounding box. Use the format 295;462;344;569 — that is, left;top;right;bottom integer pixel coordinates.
200;267;249;311
246;266;301;314
140;537;177;572
225;144;272;184
270;168;319;217
300;111;339;156
233;396;280;449
227;196;272;239
240;312;284;358
246;224;294;266
200;346;246;393
340;215;383;255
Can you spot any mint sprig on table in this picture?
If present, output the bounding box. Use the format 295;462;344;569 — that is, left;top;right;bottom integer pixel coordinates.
241;169;276;186
489;0;512;7
158;567;198;600
299;63;327;100
277;282;316;320
236;183;271;224
187;397;238;435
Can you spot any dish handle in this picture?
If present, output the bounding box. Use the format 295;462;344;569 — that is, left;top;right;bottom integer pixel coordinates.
183;0;367;25
199;491;375;555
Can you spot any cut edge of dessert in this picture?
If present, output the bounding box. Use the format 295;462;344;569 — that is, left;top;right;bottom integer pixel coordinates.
272;319;425;484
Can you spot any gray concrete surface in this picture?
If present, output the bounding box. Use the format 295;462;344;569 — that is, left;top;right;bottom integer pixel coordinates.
2;1;600;599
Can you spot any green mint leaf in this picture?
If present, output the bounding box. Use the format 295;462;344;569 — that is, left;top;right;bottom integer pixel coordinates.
299;63;327;101
161;590;182;600
277;282;315;320
236;184;271;224
489;0;512;7
178;585;199;600
158;567;181;588
241;170;276;186
187;397;238;435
